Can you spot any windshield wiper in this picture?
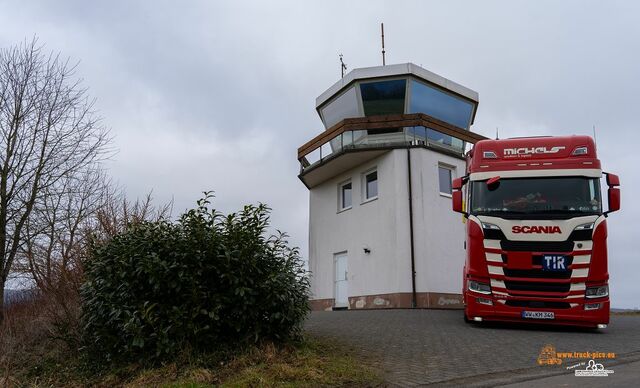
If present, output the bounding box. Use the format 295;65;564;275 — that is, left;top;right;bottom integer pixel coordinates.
474;210;527;215
528;209;589;214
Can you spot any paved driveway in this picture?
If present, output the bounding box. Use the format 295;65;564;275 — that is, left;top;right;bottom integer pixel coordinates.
305;310;640;386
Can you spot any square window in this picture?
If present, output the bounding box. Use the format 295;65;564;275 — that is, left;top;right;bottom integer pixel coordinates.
365;170;378;200
438;166;453;195
339;181;352;210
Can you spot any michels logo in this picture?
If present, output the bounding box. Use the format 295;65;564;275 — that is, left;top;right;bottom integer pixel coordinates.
504;146;565;156
512;226;562;234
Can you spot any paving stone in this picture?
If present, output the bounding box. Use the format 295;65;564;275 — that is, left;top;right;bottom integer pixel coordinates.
305;310;640;385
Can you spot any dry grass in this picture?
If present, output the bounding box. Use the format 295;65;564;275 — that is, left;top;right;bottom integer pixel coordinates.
0;294;84;388
217;338;383;387
119;338;382;388
0;298;382;387
611;310;640;316
1;298;43;378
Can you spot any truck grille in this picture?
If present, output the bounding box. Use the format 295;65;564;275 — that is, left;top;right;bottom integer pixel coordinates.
504;281;571;293
503;268;572;279
501;240;574;252
485;230;591;301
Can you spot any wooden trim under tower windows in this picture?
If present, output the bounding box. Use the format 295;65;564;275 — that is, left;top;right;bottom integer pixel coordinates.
297;113;487;160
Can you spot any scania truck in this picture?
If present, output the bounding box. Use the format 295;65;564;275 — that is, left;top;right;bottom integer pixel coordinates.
452;135;620;328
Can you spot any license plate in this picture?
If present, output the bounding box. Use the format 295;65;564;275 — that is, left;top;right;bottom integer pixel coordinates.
542;255;567;271
522;311;555;319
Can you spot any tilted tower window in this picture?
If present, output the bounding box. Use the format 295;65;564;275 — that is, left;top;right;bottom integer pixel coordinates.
320;86;361;128
409;79;473;129
360;79;406;116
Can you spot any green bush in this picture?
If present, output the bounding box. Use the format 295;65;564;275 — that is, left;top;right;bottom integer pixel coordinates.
80;194;309;362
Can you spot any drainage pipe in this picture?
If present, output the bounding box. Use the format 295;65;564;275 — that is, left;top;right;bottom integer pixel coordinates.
407;147;417;308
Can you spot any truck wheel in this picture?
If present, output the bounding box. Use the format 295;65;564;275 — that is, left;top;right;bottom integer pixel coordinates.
464;312;472;323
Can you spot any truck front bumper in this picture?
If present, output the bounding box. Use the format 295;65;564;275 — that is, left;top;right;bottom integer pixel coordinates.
464;291;610;328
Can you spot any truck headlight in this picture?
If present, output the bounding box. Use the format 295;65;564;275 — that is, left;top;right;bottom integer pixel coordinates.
574;223;594;231
585;285;608;299
481;222;501;230
468;280;492;295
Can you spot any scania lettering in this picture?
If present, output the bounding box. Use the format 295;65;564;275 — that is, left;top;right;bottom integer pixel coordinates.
452;136;620;328
512;226;562;234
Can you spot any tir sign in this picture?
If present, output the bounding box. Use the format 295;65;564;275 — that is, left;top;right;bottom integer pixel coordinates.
543;255;567;271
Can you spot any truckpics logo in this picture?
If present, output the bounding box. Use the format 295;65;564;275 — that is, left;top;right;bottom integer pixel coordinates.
512;226;562;234
504;146;565;158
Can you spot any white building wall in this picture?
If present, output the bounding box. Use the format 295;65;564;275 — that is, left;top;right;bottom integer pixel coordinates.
410;149;467;295
308;147;466;305
308;150;412;301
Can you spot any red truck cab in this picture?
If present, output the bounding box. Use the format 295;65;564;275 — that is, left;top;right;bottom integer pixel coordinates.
452;135;620;328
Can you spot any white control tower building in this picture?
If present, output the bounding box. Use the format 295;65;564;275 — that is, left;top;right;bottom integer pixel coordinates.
297;63;486;310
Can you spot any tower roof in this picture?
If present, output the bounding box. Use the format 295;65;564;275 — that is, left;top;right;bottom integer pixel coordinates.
317;63;479;108
315;63;479;130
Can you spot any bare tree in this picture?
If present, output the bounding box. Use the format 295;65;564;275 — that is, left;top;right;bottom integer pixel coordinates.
20;170;108;289
15;186;173;293
0;39;110;323
92;191;172;242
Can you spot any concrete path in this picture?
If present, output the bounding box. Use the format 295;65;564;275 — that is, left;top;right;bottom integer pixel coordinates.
500;359;640;387
305;310;640;386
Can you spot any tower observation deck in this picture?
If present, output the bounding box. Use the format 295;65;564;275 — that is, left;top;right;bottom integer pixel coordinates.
298;63;487;188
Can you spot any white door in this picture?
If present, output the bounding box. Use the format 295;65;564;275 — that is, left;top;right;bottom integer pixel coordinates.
334;253;348;308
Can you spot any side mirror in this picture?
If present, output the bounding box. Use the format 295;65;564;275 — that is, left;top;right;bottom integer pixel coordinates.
606;173;620;187
452;177;464;190
452;176;468;214
452;175;468;215
607;187;620;214
452;190;464;213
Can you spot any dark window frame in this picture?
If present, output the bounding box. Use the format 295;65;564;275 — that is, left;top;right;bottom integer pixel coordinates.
438;165;453;196
364;169;378;201
338;180;353;211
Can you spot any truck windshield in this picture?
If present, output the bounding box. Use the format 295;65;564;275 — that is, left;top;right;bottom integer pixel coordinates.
471;177;601;217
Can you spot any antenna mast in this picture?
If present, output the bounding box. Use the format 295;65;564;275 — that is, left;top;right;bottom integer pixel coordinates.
381;23;386;66
339;54;347;78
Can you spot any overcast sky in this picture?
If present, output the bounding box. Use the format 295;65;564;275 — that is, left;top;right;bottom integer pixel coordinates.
1;0;638;308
